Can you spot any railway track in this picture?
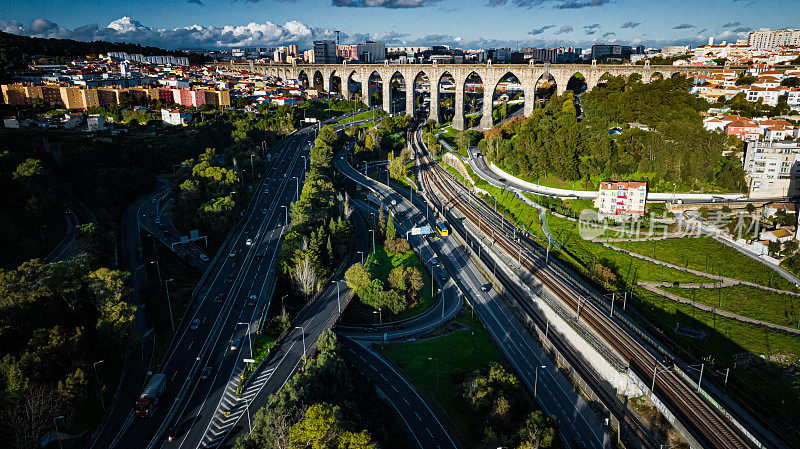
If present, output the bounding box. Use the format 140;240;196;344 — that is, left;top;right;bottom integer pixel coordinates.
410;123;758;449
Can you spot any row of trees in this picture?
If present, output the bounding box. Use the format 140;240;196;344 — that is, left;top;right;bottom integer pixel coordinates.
234;332;404;449
280;125;352;302
0;259;135;448
456;363;557;448
480;76;746;192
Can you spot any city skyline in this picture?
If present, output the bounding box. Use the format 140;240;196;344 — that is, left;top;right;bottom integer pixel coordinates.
0;0;795;50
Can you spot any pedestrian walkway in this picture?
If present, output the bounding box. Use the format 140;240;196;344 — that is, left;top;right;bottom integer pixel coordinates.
601;241;800;296
638;281;800;335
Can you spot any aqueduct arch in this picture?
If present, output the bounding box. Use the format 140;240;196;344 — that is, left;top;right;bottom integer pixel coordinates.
226;61;737;130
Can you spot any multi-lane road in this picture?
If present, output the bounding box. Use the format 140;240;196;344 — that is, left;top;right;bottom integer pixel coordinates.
335;132;609;448
90;127;312;449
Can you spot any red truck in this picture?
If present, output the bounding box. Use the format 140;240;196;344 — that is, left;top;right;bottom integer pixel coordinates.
135;374;166;417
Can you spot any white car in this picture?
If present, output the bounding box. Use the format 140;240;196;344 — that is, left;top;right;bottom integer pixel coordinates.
245;238;252;246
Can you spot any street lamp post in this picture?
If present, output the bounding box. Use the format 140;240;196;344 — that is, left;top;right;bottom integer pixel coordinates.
281;205;288;227
150;260;162;287
332;280;343;314
295;326;307;363
357;251;364;265
534;365;546;398
165;279;175;333
369;229;375;253
292;176;299;200
237;322;253;358
93;360;106;412
373;308;382;324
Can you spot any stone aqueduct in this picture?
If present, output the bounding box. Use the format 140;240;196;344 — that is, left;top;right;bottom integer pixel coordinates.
225;60;739;130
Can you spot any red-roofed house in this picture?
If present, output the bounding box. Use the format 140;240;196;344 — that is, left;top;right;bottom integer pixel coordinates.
594;181;648;216
727;118;762;141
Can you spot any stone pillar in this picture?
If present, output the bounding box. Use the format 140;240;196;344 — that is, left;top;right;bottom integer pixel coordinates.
322;73;331;93
429;77;440;123
480;87;493;130
360;69;369;106
405;79;414;117
452;81;465;130
382;76;392;113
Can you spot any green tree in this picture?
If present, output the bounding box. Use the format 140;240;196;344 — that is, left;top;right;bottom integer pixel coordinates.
517;411;556;449
344;263;371;291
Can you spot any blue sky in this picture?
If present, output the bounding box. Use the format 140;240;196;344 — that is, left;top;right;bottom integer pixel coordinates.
0;0;794;50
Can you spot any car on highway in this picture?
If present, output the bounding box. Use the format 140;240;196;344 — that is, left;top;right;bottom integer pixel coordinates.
481;284;492;292
255;253;264;260
247;294;257;306
245;238;252;246
262;208;268;214
229;250;236;257
199;253;209;262
214;292;225;302
200;366;213;380
225;275;234;284
439;273;448;282
229;338;241;351
499;178;507;183
430;257;439;266
151;198;158;204
190;318;200;330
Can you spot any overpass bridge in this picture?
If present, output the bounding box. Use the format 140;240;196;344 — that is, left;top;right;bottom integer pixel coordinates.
221;60;742;130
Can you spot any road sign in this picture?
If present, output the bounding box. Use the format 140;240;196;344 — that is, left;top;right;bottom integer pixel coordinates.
180;235;189;242
411;225;433;235
190;230;200;240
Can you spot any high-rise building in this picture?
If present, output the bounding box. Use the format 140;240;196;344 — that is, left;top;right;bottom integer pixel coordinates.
314;40;338;64
288;44;299;57
356;41;386;63
748;29;800;50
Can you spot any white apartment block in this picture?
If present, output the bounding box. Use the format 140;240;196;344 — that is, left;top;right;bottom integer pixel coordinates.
748;29;800;50
743;141;800;198
594;181;647;216
161;109;192;126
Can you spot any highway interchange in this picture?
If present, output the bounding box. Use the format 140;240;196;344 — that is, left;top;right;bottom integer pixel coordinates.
77;106;780;449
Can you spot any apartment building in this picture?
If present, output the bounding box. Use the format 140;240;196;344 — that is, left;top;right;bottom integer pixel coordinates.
743;141;800;198
161;109;192;126
2;83;230;110
748;29;800;50
594;181;648;216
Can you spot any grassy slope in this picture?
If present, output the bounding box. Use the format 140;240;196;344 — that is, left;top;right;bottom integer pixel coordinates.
663;284;800;328
382;314;504;446
613;237;796;291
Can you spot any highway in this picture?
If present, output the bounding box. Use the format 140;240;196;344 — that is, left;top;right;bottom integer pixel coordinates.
45;193;96;262
91;126;312;449
335;133;609;448
138;179;211;271
414;124;772;449
341;336;460;449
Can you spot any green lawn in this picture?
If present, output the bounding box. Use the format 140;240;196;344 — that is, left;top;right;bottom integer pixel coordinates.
369;242;436;320
634;287;800;424
613;237;796;291
382;314;504;445
546;214;714;285
663;285;800;328
335;109;387;125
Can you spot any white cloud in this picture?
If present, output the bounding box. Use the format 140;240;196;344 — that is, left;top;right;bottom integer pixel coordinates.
1;16;347;49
